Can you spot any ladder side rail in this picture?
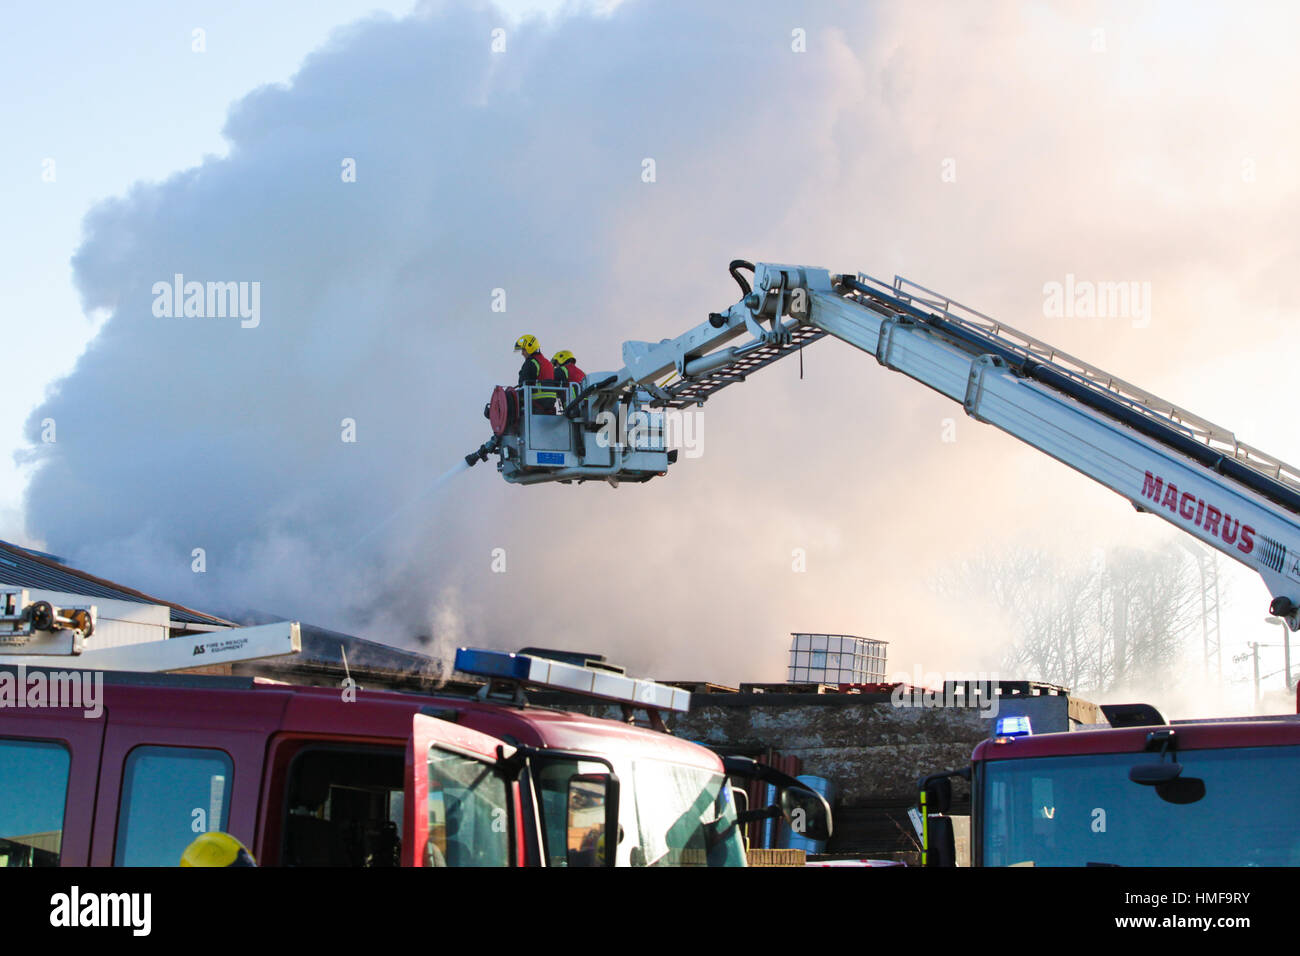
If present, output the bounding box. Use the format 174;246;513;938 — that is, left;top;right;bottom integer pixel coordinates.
846;278;1300;500
885;274;1242;444
889;273;1300;494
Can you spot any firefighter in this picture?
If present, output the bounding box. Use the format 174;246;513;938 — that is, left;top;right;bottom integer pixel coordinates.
515;334;558;413
551;350;586;389
179;831;257;867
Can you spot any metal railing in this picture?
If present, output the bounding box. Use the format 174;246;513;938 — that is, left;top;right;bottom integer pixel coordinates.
851;271;1300;494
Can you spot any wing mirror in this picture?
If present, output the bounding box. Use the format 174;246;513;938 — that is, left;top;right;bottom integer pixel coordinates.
722;755;834;842
778;786;832;843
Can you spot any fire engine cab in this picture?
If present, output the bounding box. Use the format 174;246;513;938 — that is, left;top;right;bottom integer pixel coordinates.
0;639;829;868
919;703;1300;867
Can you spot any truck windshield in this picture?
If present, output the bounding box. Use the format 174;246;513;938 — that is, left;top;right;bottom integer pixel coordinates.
629;760;746;867
982;744;1300;866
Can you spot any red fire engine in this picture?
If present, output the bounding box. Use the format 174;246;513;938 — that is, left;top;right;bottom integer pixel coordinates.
919;702;1300;866
0;645;829;867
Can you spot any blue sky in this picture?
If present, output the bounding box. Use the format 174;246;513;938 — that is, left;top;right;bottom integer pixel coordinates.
0;0;573;530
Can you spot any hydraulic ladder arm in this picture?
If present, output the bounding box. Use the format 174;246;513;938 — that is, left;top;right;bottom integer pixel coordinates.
467;260;1300;629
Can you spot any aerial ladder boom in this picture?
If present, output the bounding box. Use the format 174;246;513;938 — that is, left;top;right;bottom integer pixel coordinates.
467;260;1300;630
0;587;302;671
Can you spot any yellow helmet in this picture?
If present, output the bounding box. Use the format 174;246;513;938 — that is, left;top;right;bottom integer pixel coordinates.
552;350;574;366
179;831;257;867
514;335;540;355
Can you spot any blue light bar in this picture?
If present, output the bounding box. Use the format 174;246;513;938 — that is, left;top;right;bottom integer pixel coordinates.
996;715;1032;737
454;647;692;713
455;648;533;681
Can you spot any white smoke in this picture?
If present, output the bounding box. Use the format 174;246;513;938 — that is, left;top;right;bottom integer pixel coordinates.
18;0;1300;687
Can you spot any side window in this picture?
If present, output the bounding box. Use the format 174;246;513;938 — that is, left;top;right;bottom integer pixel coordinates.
115;746;233;866
426;748;509;867
281;747;404;867
0;739;71;867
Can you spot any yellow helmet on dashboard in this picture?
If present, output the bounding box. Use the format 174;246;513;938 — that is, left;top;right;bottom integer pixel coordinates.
515;334;540;355
552;350;574;366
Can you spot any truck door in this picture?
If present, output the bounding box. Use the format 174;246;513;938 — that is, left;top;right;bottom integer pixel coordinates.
91;708;268;866
403;712;521;867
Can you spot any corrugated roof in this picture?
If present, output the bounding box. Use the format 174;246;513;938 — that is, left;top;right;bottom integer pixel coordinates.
0;540;232;627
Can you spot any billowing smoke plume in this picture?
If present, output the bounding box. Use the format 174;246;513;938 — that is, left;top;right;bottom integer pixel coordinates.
19;1;1300;691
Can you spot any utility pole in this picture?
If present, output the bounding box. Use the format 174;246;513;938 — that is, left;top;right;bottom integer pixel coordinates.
1250;642;1261;710
1265;615;1294;691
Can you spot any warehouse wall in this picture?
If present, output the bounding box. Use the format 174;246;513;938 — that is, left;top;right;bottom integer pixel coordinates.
669;689;1096;803
672;694;991;803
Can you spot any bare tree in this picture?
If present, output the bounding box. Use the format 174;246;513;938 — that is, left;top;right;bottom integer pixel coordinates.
1101;545;1202;694
936;538;1202;695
